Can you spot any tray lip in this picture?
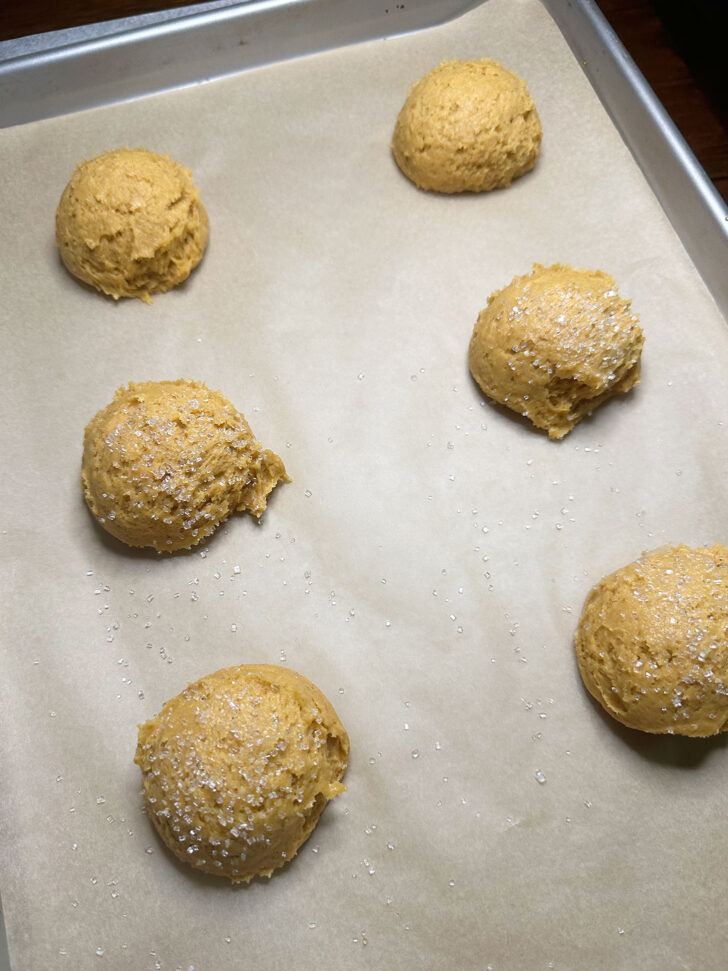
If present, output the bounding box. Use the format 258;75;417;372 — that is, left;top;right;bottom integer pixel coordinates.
550;0;726;226
541;0;727;321
0;0;279;65
0;0;483;131
0;0;481;80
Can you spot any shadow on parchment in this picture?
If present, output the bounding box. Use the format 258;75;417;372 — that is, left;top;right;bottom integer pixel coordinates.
581;680;728;769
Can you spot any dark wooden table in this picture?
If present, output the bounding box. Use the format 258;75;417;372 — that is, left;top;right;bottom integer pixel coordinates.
2;0;727;203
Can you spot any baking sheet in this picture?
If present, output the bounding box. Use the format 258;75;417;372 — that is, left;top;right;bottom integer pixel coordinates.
2;0;728;968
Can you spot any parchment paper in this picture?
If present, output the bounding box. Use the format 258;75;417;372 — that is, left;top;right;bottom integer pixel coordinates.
2;1;728;968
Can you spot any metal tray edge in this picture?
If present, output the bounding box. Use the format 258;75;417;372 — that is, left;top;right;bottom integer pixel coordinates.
544;0;728;320
0;0;480;128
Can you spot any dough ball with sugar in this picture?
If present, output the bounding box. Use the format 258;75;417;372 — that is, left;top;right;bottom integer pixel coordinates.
392;58;542;193
55;147;208;302
575;544;728;736
81;379;289;552
468;263;643;439
135;664;350;883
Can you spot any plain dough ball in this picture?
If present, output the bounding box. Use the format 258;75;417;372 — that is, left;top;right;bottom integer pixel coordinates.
55;147;208;302
575;544;728;736
468;263;644;439
391;59;542;193
135;664;350;883
81;379;289;552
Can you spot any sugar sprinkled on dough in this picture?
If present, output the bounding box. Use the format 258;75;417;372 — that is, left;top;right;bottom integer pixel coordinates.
81;379;289;552
575;544;728;736
468;263;644;439
135;664;349;883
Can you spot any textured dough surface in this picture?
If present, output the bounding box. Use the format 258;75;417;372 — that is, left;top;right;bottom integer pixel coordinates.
135;664;349;883
391;59;542;193
81;379;289;552
575;544;728;736
55;147;208;302
468;263;644;439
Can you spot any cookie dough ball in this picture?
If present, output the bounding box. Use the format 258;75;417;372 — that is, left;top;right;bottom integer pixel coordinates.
392;59;542;193
575;544;728;737
55;147;208;302
81;379;289;552
468;263;643;439
135;664;349;883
